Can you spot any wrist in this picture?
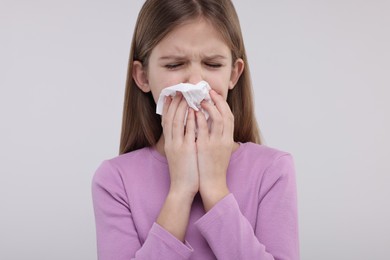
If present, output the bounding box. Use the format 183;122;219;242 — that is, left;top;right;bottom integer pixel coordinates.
157;189;194;242
167;188;197;205
199;184;230;212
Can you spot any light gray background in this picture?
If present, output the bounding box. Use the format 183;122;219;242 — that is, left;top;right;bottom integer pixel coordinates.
1;0;389;259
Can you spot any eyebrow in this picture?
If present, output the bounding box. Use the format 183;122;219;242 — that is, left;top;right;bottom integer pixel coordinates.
158;54;228;61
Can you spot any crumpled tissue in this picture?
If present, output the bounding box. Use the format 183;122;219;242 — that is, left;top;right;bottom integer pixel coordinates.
156;81;214;121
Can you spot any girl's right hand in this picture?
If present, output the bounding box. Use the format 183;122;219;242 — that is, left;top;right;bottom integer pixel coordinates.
162;93;199;199
157;93;199;241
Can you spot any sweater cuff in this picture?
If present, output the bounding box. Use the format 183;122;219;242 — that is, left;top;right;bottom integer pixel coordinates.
194;193;238;232
149;222;193;258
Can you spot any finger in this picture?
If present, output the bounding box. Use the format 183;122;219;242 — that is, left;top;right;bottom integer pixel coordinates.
195;110;209;142
208;89;231;117
163;93;182;140
161;96;173;140
162;96;172;116
200;100;223;136
172;97;188;142
208;89;234;137
184;108;196;143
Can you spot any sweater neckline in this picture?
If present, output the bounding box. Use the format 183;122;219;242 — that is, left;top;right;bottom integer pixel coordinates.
148;142;246;164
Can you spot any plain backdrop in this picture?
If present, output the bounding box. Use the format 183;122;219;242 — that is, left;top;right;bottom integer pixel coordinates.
1;0;389;259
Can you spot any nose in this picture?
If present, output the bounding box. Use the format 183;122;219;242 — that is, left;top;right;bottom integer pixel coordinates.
185;64;203;84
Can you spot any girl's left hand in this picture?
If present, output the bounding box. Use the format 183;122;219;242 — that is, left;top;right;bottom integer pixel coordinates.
196;89;234;212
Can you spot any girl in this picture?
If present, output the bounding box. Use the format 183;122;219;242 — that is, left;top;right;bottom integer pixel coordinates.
92;0;299;259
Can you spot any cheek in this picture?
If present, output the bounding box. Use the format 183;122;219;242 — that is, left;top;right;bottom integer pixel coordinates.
148;71;185;102
149;67;184;86
204;71;232;99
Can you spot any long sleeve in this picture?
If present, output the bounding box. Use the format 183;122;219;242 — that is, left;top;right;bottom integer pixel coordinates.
91;160;193;260
195;154;299;260
92;144;299;259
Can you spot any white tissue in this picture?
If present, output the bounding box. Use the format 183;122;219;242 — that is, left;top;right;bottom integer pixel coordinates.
156;81;213;119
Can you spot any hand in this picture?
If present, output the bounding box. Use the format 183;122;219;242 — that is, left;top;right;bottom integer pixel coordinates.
157;93;199;242
196;89;234;211
162;93;199;199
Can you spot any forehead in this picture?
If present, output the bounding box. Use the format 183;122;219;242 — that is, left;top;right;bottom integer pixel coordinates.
151;18;231;57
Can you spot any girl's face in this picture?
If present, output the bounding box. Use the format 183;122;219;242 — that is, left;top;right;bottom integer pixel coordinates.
133;18;244;102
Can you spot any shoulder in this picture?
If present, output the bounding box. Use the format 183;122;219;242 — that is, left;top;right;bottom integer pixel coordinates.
236;142;293;166
92;147;154;187
237;142;297;194
233;142;296;183
241;143;296;191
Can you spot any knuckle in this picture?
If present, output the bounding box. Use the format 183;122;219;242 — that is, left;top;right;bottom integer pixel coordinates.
226;112;234;122
214;116;223;125
172;119;182;128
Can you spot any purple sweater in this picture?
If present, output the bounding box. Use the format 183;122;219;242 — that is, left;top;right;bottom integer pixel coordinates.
92;142;299;259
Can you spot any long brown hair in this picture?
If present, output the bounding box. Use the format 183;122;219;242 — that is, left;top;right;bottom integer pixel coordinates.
119;0;261;154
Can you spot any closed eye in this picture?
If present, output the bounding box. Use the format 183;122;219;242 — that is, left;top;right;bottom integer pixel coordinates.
165;63;184;70
205;63;222;68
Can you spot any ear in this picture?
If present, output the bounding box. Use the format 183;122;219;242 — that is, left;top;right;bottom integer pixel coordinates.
132;60;150;93
229;58;245;90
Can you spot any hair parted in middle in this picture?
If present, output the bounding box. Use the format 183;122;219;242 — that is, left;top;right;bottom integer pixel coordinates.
120;0;261;155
